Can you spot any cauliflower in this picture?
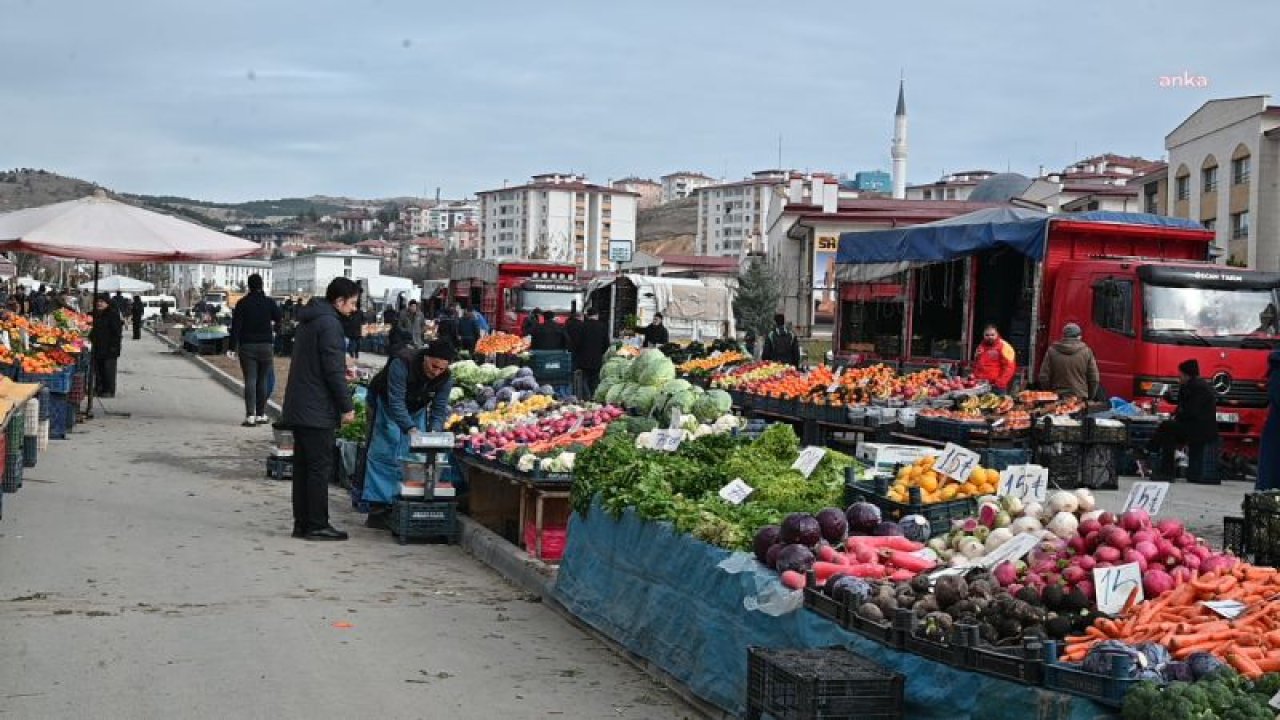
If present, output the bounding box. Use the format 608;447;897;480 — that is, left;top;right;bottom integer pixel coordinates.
517;454;537;473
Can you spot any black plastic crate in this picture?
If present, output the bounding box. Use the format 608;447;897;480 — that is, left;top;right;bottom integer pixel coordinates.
953;627;1044;685
980;447;1030;471
2;453;22;493
1084;418;1128;444
845;610;900;649
746;646;904;720
896;610;962;667
914;416;982;445
266;455;292;480
1223;516;1246;557
1035;446;1083;487
1078;444;1122;490
1035;420;1084;444
802;587;844;625
22;436;36;469
1041;641;1140;708
843;473;976;538
1243;493;1280;566
389;498;459;545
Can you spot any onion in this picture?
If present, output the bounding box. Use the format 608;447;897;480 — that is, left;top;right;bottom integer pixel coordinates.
1020;501;1044;520
1010;516;1042;535
1046;490;1079;515
1156;518;1185;538
1047;512;1080;540
1073;488;1096;512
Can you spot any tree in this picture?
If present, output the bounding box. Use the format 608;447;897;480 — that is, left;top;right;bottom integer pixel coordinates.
734;256;782;337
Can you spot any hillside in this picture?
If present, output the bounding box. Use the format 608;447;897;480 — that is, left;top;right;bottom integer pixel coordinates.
0;168;111;212
636;197;697;255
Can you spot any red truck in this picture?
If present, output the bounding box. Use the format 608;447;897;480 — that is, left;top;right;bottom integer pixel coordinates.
448;259;583;335
833;210;1280;462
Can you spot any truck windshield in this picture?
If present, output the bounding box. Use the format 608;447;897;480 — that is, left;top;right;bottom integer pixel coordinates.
519;290;582;313
1143;284;1280;345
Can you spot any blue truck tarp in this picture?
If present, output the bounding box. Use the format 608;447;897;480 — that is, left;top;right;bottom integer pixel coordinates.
553;501;1113;719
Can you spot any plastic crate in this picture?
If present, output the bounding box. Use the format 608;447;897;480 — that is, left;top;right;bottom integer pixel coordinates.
802;587;844;625
37;387;50;421
953;626;1044;685
2;453;22;493
63;395;77;431
1084;417;1128;444
5;412;25;449
22;436;36;469
746;646;905;720
896;610;962;666
1035;446;1082;487
67;371;87;405
1041;641;1140;708
17;367;73;394
388;498;459;545
528;350;572;386
1223;516;1246;556
1079;444;1122;490
266;455;292;480
1035;420;1084;444
522;521;567;562
1242;493;1280;566
846;609;900;648
913;416;984;445
37;420;49;452
980;447;1030;472
843;473;976;538
48;395;71;439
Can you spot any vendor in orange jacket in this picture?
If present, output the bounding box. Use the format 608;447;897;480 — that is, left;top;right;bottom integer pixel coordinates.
972;324;1017;391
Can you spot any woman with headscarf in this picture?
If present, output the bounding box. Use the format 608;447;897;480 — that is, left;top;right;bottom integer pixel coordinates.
361;340;456;529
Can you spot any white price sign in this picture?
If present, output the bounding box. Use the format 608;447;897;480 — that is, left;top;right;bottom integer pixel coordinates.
654;429;683;452
718;478;754;505
1201;600;1247;619
826;367;845;394
1093;562;1144;615
1123;481;1170;517
791;446;828;478
997;465;1049;503
977;533;1039;569
934;443;981;483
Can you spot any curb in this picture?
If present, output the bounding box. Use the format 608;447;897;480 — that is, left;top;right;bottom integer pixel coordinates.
456;515;556;597
151;329;282;420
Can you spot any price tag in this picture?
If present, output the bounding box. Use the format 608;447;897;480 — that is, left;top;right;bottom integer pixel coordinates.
718;478;754;505
1093;562;1144;615
927;565;971;587
934;443;981;483
1201;600;1247;619
997;465;1049;503
826;367;845;394
1122;481;1170;516
977;533;1039;569
653;429;683;452
1269;689;1280;711
791;446;827;478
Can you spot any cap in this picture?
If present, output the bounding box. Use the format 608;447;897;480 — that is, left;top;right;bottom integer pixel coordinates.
1062;323;1082;339
425;339;457;362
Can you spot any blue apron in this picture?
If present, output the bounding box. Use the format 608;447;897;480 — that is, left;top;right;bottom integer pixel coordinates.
360;392;426;505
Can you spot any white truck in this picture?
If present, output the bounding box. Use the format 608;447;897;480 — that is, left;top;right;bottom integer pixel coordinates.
585;274;736;342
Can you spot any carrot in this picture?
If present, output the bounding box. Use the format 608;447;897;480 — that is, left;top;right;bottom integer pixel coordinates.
1228;653;1263;678
1263;630;1280;647
846;536;922;552
881;549;935;573
1121;585;1142;615
1252;656;1280;673
780;570;806;590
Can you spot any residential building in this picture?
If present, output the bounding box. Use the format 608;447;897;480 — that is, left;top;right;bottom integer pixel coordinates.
612;177;662;209
476;173;639;272
660;171;716;204
399;205;431;236
399;236;447;268
271;251;383;296
1157;95;1280;269
333;210;378;235
444;222;480;254
694;169;840;257
169;259;274;298
905;170;997;201
355;239;398;261
1133;164;1169;217
429;201;479;234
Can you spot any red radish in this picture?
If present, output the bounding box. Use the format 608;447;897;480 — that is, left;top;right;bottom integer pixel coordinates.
1101;526;1132;551
1067;535;1088;555
1156;518;1184;538
1062;566;1087;584
1098;511;1117;526
1085;530;1102;552
780;570;806;590
1132;529;1158;545
1123;548;1149;572
1078;518;1102;537
1120;509;1150;533
1175;532;1198;549
1143;568;1175;597
1077;579;1095;601
1007;583;1024;595
1134;540;1160;562
993;561;1018;587
1075;555;1097;571
1170;566;1195;584
1095;546;1121;564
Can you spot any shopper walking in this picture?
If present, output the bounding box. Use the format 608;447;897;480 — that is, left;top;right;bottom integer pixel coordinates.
361;340;456;529
1255;349;1280;491
281;278;360;541
972;324;1017;392
531;310;569;351
572;308;611;398
30;285;50;319
229;274;282;427
457;305;480;354
130;295;145;340
1148;359;1219;484
762;314;801;368
396;300;426;348
1037;323;1100;400
89;294;123;398
641;313;669;348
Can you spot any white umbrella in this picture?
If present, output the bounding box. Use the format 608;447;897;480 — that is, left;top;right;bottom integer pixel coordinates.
76;274;155;293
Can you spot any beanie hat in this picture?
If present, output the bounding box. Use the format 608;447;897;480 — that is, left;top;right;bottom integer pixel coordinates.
425;339;457;362
1178;359;1200;377
1062;323;1082;339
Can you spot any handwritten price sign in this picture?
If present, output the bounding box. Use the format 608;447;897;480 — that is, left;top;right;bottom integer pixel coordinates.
791;446;828;479
934;443;981;483
718;478;754;505
977;533;1039;569
997;465;1049;503
651;430;683;452
1123;481;1170;516
1094;562;1144;615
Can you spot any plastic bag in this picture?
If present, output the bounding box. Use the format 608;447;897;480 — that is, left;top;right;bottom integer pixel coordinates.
1109;397;1141;416
718;552;804;616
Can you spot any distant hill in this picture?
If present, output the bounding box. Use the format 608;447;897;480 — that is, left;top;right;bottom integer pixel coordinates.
0;168;110;212
637;197;697;255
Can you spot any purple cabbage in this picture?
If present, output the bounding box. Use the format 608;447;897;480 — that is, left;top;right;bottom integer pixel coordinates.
1080;641;1145;678
845;502;882;535
774;544;815;574
780;513;822;547
765;544;784;569
815;508;848;544
753;525;781;565
898;514;931;543
871;521;905;537
1185;651;1228;680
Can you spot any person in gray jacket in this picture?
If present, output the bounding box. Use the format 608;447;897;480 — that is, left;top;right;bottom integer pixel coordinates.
282;277;360;541
1037;323;1101;400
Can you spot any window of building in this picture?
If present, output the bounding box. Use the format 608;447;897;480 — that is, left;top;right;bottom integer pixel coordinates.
923;190;932;200
1143;184;1159;214
1175;175;1190;201
1203;218;1216;231
945;188;956;200
1202;166;1218;193
1231;210;1250;239
1232;156;1251;185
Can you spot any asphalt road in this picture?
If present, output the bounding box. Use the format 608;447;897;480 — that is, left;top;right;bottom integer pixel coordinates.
0;336;691;720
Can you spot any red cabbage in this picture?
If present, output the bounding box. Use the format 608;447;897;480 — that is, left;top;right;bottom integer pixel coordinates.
753;525;781;565
774;544;816;574
815;508;848;544
1186;651;1228;680
780;513;822;547
871;521;904;537
845;502;882;535
765;544;784;569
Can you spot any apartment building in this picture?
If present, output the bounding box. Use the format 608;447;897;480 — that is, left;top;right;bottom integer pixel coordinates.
612;177;662;209
694;170;840;257
660;171;715;204
429;201;479;234
905;170;997;201
476;173;639;272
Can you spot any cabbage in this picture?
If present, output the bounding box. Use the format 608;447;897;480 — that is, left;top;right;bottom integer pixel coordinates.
780;513;822;547
664;379;693;395
601;357;631;382
774;544;815;573
631;349;676;387
1185;651;1228;680
691;391;729;422
815;508;848;544
846;502;882;534
628;386;660;415
448;387;465;403
1081;641;1145;677
605;382;627;405
899;514;931;543
753;526;781;564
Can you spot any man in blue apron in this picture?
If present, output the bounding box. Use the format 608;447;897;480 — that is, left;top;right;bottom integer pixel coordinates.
362;340;456;529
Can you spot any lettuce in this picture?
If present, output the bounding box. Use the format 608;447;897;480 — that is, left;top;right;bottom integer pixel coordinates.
631;349;675;387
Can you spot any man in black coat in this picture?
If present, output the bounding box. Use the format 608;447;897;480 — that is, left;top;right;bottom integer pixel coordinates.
229;273;283;427
282;278;360;541
531;310;569;351
89;294;124;397
1148;359;1220;484
572;309;611;398
641;313;669;348
130;295;145;340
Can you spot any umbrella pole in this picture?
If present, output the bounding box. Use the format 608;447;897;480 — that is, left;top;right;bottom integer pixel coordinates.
85;261;98;419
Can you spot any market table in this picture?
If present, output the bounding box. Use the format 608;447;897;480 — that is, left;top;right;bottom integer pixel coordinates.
554;501;1111;720
454;452;571;560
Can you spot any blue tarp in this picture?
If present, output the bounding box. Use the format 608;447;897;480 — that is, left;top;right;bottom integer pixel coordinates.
553;501;1113;720
836;207;1209;266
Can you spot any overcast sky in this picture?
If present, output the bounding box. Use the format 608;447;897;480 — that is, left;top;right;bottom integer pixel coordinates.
1;0;1276;203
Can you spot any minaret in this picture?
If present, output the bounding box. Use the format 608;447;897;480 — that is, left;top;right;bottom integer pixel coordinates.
891;78;908;199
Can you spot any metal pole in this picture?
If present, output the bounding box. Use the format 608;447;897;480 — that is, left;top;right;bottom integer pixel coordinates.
84;260;99;419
